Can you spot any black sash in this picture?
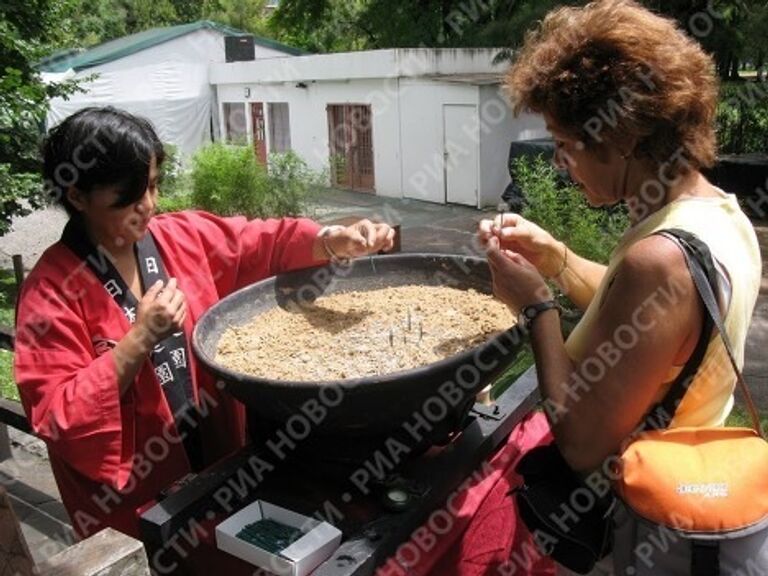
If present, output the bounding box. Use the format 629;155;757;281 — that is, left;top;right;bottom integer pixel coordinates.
61;218;203;471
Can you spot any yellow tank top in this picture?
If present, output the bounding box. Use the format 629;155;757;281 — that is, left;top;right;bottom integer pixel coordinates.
565;191;761;427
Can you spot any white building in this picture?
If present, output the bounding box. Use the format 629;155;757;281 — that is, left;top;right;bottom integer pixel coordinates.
39;21;303;158
210;48;547;208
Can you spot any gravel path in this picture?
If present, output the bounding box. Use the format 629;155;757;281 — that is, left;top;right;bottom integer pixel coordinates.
0;207;68;271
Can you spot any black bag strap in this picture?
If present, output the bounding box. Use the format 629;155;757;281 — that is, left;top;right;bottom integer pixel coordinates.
642;229;716;431
645;228;763;437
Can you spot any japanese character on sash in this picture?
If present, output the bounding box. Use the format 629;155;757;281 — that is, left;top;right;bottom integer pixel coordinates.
145;257;159;275
170;348;187;369
155;362;174;386
123;306;136;324
103;279;123;298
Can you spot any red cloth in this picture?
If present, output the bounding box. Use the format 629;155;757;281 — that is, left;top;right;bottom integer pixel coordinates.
377;412;555;576
14;211;322;539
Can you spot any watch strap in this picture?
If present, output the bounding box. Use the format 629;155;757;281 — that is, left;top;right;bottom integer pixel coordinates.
520;300;559;328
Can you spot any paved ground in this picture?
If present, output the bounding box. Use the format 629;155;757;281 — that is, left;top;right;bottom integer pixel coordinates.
0;188;766;564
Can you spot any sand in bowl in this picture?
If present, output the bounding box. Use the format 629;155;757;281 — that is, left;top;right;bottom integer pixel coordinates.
215;285;515;381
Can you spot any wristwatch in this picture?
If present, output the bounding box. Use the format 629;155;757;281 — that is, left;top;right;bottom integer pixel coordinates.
518;300;559;330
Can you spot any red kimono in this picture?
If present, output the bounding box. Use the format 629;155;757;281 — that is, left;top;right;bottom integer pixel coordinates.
14;211;322;539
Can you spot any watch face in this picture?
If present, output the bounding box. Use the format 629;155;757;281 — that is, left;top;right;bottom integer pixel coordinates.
518;301;556;329
524;307;537;319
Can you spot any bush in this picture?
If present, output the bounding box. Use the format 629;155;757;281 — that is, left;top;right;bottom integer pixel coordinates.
189;144;322;218
156;143;193;214
267;151;327;217
512;155;628;266
716;82;768;155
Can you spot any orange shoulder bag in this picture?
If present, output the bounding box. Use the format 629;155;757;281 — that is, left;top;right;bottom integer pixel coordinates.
613;229;768;575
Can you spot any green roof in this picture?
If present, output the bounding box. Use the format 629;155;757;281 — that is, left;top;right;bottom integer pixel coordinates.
38;20;306;73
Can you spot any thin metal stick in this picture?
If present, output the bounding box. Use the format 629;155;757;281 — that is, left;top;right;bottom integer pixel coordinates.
496;201;509;235
362;225;377;273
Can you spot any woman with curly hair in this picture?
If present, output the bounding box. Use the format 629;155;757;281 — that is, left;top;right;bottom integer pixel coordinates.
474;0;762;574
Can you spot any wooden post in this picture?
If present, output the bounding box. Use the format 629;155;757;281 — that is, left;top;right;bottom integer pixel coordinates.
12;254;24;288
0;423;11;462
0;485;36;576
37;528;151;576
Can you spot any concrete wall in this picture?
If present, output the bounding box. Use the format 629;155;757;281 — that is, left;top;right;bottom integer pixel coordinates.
210;48;509;84
213;49;549;206
218;78;549;206
478;84;548;207
217;79;404;198
399;79;479;204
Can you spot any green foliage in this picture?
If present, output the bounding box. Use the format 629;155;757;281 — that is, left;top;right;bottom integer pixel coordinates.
190;144;320;218
0;269;18;401
207;0;270;36
716;81;768;154
155;143;194;213
158;143;183;196
0;351;15;401
269;0;368;52
271;0;569;51
726;405;768;432
0;269;17;328
490;345;534;399
58;0;129;47
513;155;628;266
1;0;82;235
56;0;271;48
266;151;326;217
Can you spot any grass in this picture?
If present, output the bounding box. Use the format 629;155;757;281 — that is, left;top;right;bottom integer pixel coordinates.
490;345;535;400
726;405;768;431
0;269;18;401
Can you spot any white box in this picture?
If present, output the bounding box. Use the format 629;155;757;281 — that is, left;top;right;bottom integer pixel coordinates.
215;500;342;576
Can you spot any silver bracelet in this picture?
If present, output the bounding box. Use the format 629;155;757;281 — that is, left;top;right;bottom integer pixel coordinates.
318;225;349;264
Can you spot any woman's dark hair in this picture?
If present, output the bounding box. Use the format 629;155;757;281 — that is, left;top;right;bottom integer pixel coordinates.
42;107;165;216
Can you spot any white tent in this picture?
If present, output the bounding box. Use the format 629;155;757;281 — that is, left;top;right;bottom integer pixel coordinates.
40;21;302;159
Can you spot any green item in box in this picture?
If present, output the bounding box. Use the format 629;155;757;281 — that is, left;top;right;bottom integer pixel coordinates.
236;518;304;554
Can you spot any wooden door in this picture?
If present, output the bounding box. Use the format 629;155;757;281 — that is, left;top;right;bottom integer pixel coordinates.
327;104;375;192
251;102;267;165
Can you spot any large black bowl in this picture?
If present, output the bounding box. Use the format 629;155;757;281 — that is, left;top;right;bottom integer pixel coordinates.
192;254;528;453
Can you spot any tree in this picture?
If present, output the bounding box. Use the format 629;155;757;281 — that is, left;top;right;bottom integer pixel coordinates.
269;0;368;52
743;1;768;79
271;0;588;52
0;1;79;235
206;0;270;36
125;0;179;34
59;0;128;47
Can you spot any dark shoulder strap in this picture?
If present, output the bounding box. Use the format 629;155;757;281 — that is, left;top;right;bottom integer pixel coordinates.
643;228;763;436
642;229;716;431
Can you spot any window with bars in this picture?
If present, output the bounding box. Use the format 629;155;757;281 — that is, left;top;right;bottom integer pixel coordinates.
268;103;292;153
327;104;375;192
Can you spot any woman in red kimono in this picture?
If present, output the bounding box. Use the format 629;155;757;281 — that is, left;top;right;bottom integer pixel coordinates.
13;107;394;541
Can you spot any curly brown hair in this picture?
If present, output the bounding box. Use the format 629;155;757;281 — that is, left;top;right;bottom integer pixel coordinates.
505;0;718;175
